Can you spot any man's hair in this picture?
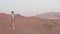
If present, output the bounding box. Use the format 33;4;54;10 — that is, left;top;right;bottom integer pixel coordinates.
11;11;14;14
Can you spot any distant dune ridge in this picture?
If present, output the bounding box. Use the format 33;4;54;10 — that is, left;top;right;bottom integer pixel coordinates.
36;12;60;19
0;13;25;19
0;12;60;34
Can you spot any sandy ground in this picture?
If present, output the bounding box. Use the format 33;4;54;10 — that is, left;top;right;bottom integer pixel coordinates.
0;17;60;34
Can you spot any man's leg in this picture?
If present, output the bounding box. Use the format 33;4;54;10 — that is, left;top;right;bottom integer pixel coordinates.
9;21;12;29
12;21;15;30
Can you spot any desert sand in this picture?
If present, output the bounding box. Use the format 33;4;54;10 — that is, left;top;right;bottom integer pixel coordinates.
0;13;60;34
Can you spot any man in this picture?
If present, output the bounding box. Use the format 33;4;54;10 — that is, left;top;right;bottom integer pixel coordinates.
9;11;15;30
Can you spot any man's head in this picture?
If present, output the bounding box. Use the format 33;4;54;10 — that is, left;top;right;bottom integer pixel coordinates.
11;11;14;14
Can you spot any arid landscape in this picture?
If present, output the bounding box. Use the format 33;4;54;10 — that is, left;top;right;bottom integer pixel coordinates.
0;12;60;34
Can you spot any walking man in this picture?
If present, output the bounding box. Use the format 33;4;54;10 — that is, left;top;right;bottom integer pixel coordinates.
9;11;15;30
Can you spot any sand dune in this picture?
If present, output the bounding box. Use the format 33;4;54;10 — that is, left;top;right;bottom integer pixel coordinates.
0;13;60;34
36;12;60;19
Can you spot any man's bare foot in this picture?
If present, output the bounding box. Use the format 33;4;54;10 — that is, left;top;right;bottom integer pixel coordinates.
12;27;15;30
9;27;11;30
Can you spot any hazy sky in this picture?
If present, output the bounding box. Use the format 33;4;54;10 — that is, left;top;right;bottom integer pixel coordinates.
0;0;60;16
